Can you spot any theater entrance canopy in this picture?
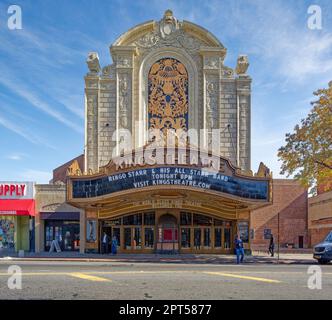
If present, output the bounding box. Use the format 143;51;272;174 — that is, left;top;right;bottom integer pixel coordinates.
66;146;272;253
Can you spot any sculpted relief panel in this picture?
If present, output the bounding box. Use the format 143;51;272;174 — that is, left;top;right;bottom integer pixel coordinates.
118;73;131;129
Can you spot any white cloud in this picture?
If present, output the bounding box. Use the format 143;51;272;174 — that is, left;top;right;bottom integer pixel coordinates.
0;65;83;134
0;114;56;149
6;153;27;161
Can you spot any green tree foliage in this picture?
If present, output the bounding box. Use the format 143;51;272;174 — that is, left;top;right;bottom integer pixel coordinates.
278;81;332;193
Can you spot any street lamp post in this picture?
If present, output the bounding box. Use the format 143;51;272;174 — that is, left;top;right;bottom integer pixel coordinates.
277;211;280;264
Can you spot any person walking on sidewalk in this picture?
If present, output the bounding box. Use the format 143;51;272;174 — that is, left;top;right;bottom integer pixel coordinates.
102;232;109;254
235;234;244;264
269;234;275;257
111;236;118;255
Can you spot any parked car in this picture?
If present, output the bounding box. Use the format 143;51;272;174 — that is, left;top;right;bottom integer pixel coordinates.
313;231;332;264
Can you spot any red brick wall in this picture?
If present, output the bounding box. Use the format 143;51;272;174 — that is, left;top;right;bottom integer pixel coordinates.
309;218;332;246
310;228;331;247
250;179;308;251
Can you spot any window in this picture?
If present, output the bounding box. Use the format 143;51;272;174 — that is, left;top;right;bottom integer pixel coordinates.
204;228;211;247
194;228;201;248
193;214;211;226
144;212;155;225
148;58;189;132
180;212;192;225
145;228;154;248
224;228;231;249
123;213;142;225
181;228;191;248
215;228;222;248
214;219;224;226
124;228;131;249
133;227;141;249
113;228;120;248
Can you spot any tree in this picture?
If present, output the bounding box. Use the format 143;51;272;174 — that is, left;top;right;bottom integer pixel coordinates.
278;81;332;193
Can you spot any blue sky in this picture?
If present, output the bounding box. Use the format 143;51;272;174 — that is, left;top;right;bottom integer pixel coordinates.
0;0;331;183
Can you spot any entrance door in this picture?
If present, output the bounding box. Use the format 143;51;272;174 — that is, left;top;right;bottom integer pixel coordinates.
299;236;304;249
157;214;179;253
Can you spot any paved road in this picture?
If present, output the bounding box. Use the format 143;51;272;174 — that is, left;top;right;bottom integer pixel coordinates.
0;261;331;300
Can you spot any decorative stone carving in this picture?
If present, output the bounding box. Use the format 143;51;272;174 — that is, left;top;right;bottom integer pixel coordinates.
119;74;130;128
235;55;249;75
100;82;112;90
102;64;113;77
116;56;132;68
134;11;202;54
220;65;234;78
87;95;97;116
206;79;218;130
86;52;101;74
86;80;98;89
136;33;160;48
159;9;180;38
204;56;220;69
255;162;271;178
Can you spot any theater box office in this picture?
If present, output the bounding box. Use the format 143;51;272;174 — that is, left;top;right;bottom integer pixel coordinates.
0;182;35;252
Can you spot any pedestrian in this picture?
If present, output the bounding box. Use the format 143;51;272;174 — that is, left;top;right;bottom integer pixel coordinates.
234;234;244;264
269;234;275;257
102;232;109;254
194;235;201;250
111;236;118;255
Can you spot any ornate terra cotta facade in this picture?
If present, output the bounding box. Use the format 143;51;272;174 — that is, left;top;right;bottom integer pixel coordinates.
66;10;272;254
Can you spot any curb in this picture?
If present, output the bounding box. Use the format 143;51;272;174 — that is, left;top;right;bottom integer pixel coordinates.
0;257;318;265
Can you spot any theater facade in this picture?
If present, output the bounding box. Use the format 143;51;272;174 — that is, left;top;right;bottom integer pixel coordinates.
66;10;272;254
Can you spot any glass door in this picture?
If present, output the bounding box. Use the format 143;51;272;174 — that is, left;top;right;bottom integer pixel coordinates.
194;228;201;250
181;228;191;249
214;228;222;249
124;227;131;250
203;228;211;249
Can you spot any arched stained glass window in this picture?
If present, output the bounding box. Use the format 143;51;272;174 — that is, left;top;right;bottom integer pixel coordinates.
148;58;189;132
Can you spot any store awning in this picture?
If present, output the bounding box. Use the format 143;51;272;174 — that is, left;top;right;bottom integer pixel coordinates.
0;199;35;216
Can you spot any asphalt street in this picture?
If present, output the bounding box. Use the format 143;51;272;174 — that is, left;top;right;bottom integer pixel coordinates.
0;261;331;300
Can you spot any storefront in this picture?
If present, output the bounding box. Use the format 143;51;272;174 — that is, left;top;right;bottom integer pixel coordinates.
40;212;80;251
34;183;84;253
0;182;35;252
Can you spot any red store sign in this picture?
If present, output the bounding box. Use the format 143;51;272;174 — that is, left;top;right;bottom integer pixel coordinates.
0;182;35;216
0;184;26;197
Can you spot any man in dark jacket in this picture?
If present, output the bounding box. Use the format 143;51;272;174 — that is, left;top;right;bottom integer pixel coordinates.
269;234;275;257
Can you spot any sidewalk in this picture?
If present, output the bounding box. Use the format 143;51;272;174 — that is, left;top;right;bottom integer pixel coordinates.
0;251;318;265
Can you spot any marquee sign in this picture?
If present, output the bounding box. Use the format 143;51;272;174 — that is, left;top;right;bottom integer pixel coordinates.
71;167;269;201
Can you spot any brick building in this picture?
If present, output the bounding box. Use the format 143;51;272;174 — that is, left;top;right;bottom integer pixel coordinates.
251;179;308;251
308;190;332;247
